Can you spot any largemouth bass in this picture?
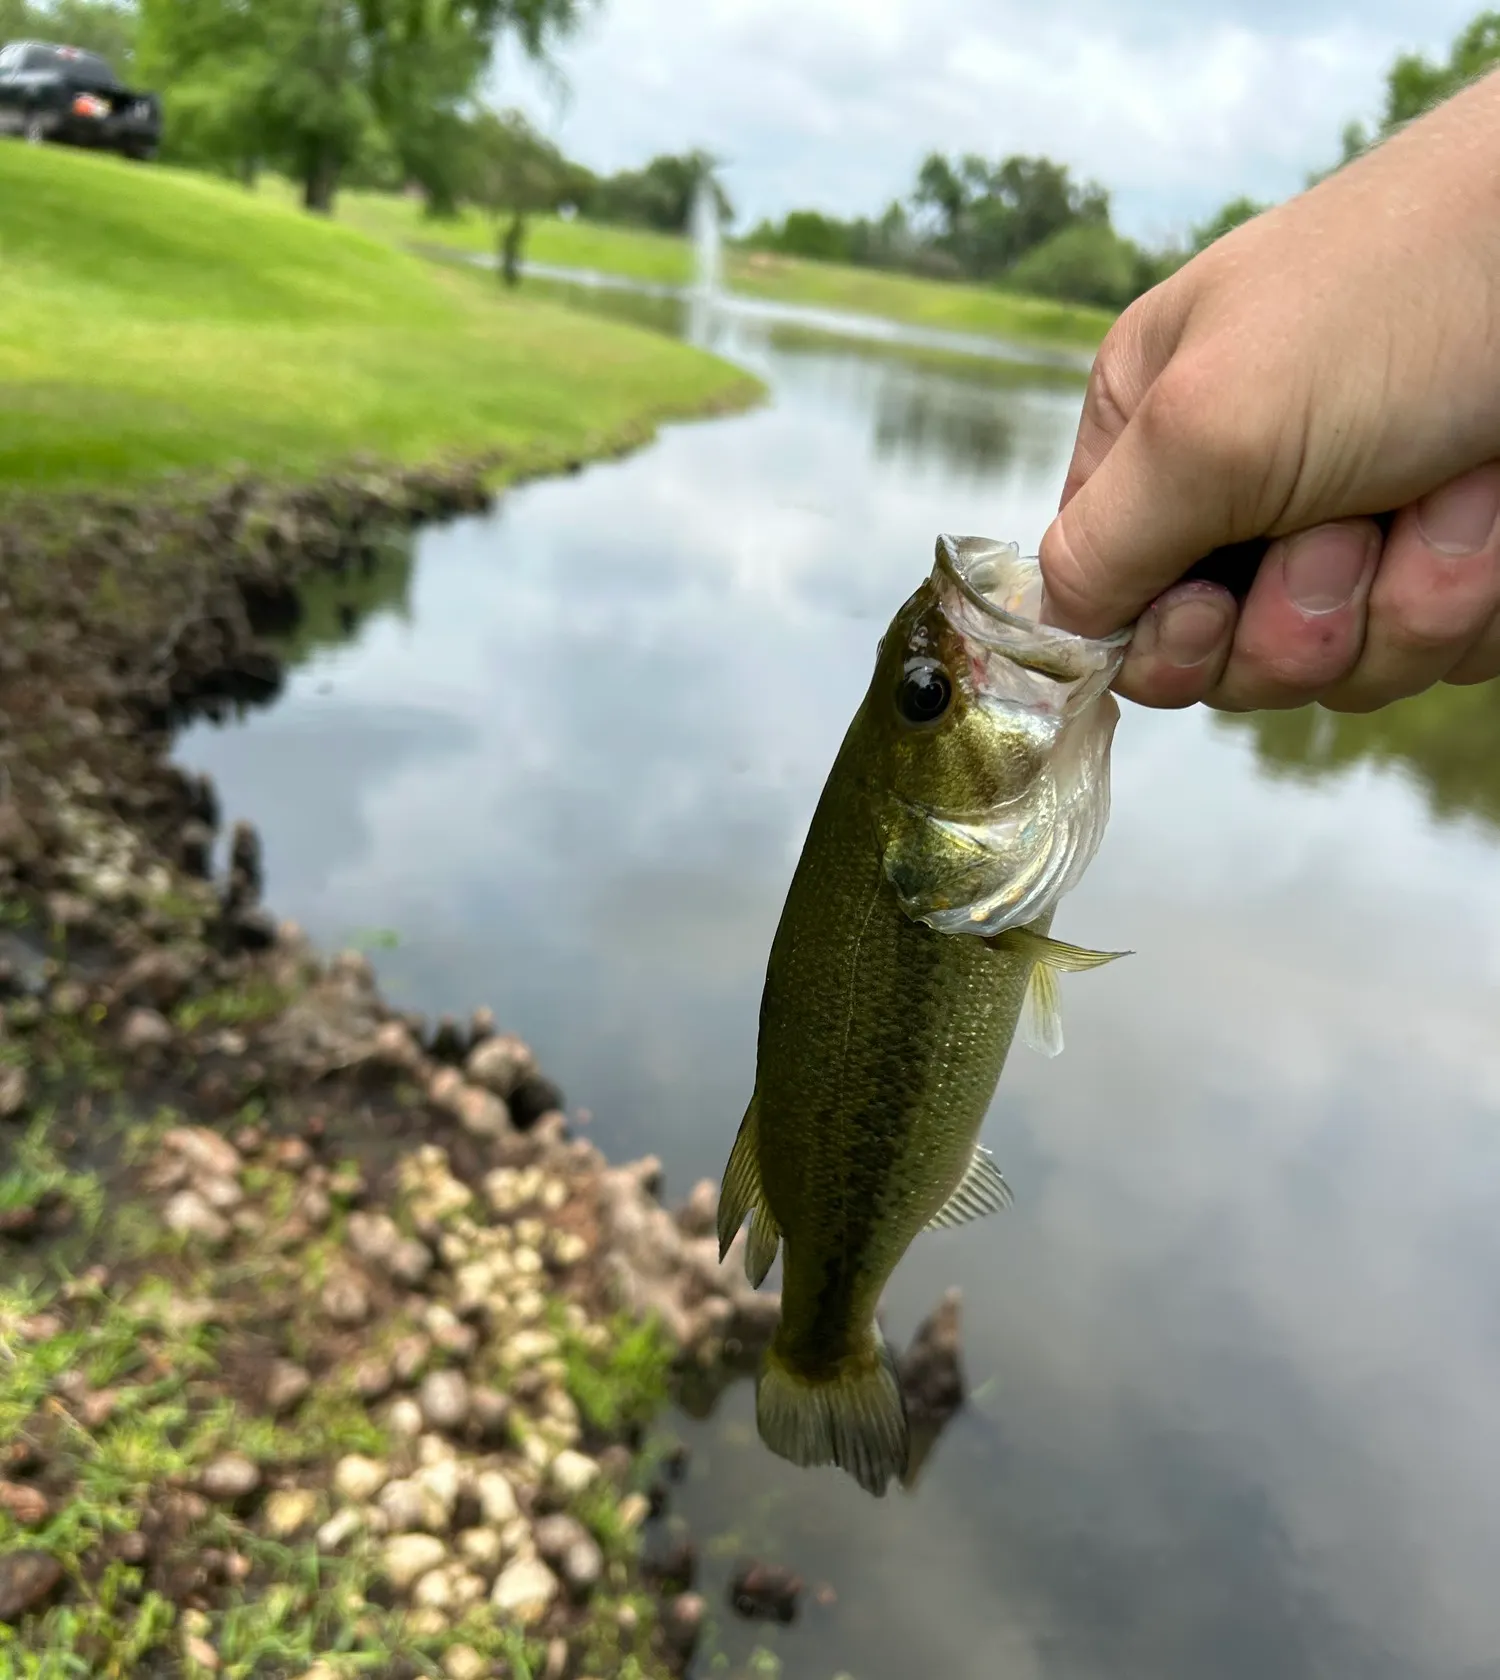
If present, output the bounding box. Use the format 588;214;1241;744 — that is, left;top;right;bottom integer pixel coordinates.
717;534;1131;1496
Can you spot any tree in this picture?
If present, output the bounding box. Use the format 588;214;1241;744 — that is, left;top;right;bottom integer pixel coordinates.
1189;194;1266;253
459;105;589;282
581;150;731;233
138;0;595;214
0;0;136;68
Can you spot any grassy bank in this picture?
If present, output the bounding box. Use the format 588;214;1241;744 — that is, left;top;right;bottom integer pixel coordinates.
301;186;1115;354
0;148;758;493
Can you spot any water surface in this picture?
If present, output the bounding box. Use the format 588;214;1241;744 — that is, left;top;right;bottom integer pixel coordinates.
177;287;1500;1680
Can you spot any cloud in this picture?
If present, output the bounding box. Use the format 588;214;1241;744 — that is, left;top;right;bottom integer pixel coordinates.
493;0;1476;241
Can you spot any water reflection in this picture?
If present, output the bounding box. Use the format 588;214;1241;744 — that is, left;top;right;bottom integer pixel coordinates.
175;297;1500;1680
1220;686;1500;831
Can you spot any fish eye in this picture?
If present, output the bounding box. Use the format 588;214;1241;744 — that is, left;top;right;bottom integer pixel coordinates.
896;659;953;726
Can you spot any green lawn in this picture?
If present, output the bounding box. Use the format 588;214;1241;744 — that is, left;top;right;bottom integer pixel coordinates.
726;249;1115;352
0;147;757;492
299;185;1115;354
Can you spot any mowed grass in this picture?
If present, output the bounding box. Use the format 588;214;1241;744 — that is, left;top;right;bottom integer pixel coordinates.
305;184;1116;353
0;145;758;491
726;248;1116;352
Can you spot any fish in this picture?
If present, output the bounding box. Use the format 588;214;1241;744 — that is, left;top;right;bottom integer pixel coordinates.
716;533;1132;1497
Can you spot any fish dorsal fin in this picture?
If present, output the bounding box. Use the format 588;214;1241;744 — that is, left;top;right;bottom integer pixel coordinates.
717;1098;782;1287
926;1147;1015;1231
1020;961;1064;1058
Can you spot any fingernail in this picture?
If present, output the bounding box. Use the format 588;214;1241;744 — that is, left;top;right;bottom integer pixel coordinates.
1416;473;1500;555
1283;526;1372;615
1153;592;1231;668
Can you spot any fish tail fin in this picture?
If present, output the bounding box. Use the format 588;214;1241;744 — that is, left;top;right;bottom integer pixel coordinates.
756;1323;909;1497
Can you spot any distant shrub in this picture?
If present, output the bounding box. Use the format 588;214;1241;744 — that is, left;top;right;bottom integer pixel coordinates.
1004;222;1153;309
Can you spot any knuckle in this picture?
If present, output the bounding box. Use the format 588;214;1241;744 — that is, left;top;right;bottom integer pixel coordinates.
1133;355;1255;485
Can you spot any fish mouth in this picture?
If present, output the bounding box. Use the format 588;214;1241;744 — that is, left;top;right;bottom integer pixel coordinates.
879;536;1129;938
932;535;1131;716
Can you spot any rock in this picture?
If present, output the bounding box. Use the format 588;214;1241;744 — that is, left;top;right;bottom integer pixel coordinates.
367;1020;425;1076
898;1287;965;1488
490;1556;559;1626
333;1455;389;1504
381;1533;448;1594
347;1212;432;1287
114;948;196;1012
163;1190;231;1246
548;1450;599;1497
442;1645;489;1680
377;1477;432;1535
386;1397;424;1439
457;1527;503;1574
508;1071;566;1133
425;1306;477;1361
617;1493;650;1532
641;1535;697;1595
391;1334;431;1385
419;1370;470;1433
316;1508;364;1552
0;1551;63;1622
0;1483;49;1526
899;1287;965;1423
0;1064;28;1121
504;1329;558;1367
474;1469;519;1527
533;1515;602;1598
196;1175;243;1212
120;1007;173;1054
264;1488;320;1539
412;1566;454;1610
179;820;215;878
729;1560;802;1624
353;1357;394;1401
265;1360;311;1415
223;906;277;953
467;1386;512;1445
428;1014;467;1064
201;1454;260;1503
320;1272;370;1327
228;821;264;900
676;1178;718;1238
452;1083;510;1140
464;1033;535;1098
161;1126;240;1181
662;1591;706;1662
75;1388;120;1430
184;1632;220;1671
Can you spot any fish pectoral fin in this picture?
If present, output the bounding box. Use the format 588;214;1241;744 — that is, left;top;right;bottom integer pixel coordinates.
987;926;1132;972
1020;961;1064;1058
717;1097;781;1286
926;1147;1015;1231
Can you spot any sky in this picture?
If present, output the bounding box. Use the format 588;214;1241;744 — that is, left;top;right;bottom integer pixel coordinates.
492;0;1482;244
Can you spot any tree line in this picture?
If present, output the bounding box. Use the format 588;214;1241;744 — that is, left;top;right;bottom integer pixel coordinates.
6;3;1500;306
747;12;1500;309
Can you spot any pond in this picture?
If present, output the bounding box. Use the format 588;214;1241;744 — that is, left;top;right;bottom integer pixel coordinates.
176;280;1500;1680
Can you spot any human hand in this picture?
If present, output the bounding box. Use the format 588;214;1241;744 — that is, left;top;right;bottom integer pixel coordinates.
1038;70;1500;712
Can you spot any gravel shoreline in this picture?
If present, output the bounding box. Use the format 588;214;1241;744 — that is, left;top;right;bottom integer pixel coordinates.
0;460;783;1678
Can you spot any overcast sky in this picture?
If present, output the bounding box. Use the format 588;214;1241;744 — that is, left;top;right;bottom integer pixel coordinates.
493;0;1481;243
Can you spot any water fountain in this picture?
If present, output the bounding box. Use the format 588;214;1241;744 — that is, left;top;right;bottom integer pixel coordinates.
686;173;723;347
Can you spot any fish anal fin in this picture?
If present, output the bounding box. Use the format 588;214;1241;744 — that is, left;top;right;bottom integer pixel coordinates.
1020;960;1064;1058
926;1146;1015;1231
756;1326;909;1498
987;926;1131;971
717;1097;781;1284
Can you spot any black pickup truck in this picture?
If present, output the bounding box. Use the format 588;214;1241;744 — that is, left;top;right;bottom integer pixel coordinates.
0;40;161;160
